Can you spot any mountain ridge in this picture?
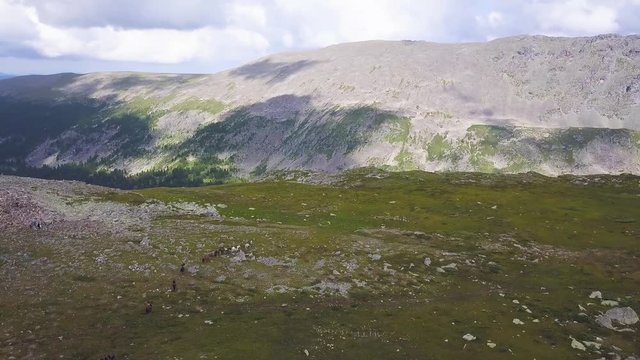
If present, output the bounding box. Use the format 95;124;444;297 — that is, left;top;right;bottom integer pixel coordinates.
0;34;639;186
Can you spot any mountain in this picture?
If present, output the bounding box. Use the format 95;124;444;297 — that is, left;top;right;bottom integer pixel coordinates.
0;34;639;186
0;73;14;80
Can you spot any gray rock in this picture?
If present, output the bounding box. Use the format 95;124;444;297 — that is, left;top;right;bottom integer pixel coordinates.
369;254;381;261
343;259;358;271
231;250;246;263
313;258;325;270
423;257;431;267
595;307;639;332
257;256;281;266
95;255;108;265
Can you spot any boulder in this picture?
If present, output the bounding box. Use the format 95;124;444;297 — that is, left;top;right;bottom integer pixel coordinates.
589;290;602;299
595;307;639;332
231;250;246;263
570;338;586;351
462;333;476;341
423;257;431;267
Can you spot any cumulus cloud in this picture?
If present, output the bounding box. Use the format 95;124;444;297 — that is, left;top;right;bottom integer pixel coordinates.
23;0;229;29
30;24;270;64
530;0;620;36
0;0;638;74
0;0;270;65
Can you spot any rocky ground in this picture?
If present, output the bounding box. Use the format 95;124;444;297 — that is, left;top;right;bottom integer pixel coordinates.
0;171;639;359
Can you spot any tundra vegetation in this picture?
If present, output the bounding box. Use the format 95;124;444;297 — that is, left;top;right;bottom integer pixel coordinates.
0;169;638;359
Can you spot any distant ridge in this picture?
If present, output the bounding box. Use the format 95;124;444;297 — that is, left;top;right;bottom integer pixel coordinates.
0;34;639;187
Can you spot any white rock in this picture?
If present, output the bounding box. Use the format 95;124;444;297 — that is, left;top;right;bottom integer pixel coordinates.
589;291;602;299
462;334;476;341
304;349;309;357
582;341;601;349
512;318;524;325
601;300;619;306
487;341;496;348
512;299;520;304
570;338;586;351
441;263;457;271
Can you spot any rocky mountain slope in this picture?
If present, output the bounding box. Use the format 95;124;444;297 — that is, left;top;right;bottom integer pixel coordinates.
1;34;639;183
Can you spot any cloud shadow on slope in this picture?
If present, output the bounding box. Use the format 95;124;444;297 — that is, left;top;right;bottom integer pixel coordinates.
230;59;320;84
179;94;402;172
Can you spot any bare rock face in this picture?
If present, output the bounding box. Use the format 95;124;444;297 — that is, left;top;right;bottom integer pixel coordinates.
595;307;639;332
1;35;640;177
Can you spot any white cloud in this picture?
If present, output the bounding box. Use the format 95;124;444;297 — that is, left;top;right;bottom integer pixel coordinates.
0;0;269;64
30;24;269;64
0;0;639;74
476;11;505;29
22;0;228;29
273;0;448;47
0;0;39;41
530;0;620;36
227;2;267;30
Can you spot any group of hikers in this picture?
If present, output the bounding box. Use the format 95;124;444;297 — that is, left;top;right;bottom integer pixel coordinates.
201;245;239;263
143;243;249;314
120;245;247;358
144;262;185;314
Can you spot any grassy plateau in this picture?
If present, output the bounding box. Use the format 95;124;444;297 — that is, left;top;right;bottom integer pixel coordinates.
0;169;638;359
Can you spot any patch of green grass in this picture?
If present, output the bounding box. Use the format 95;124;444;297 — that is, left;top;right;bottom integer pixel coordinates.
631;131;640;148
425;133;452;161
467;125;514;157
393;147;417;170
384;116;411;144
170;98;225;114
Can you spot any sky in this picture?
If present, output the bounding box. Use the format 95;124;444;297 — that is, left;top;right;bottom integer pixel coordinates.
1;0;639;75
